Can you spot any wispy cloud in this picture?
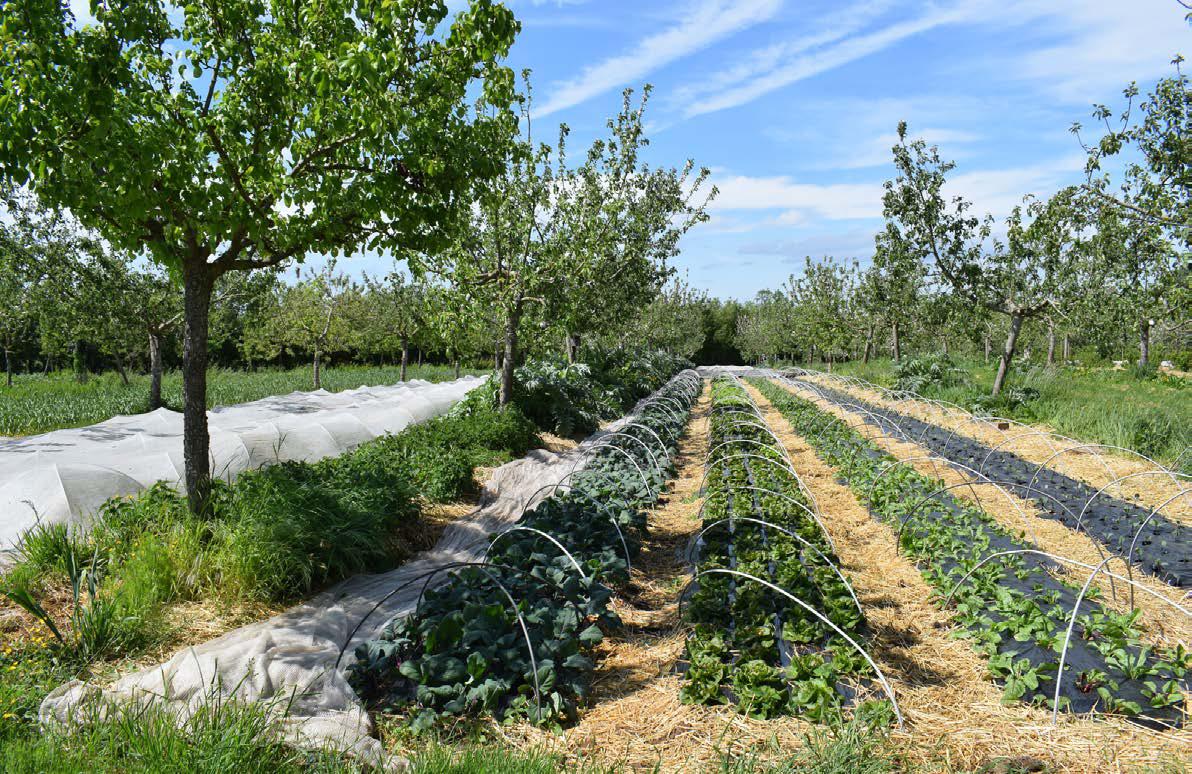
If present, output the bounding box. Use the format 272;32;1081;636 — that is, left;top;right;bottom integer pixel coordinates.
707;147;1084;241
835;127;982;170
536;0;782;117
945;153;1086;220
1002;0;1188;102
682;2;974;118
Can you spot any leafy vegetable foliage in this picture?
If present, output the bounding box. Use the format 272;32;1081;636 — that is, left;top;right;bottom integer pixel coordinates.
752;376;1188;725
681;377;875;723
350;369;700;728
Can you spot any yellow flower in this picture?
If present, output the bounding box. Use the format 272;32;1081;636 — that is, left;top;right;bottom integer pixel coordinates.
2;713;15;719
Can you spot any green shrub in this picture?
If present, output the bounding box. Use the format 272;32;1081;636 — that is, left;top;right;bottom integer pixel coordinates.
969;385;1041;416
508;349;692;436
444;391;540;464
512;361;618;436
892;354;965;394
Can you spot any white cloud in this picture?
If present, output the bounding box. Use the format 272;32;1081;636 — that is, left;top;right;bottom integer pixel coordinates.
710;172;886;221
707;148;1085;239
536;0;782;117
836;127;982;170
1003;0;1188;102
682;2;975;118
668;7;878;108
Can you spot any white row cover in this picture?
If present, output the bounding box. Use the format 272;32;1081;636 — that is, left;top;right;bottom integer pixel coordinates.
0;376;486;555
39;373;692;770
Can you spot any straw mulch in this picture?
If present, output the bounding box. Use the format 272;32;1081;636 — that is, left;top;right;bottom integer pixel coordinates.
775;379;1191;648
807;376;1189;524
745;380;1191;773
492;379;1191;772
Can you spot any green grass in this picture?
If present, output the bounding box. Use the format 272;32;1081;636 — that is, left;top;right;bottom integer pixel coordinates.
0;392;541;767
819;358;1191;469
0;691;598;774
0;364;485;437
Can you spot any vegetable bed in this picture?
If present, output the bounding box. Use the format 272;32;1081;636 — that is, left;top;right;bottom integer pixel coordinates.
797;377;1191;588
753;377;1189;728
680;376;890;723
349;370;702;729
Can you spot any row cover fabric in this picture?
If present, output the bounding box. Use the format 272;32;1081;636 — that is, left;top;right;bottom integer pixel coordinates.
0;376;486;557
39;394;660;770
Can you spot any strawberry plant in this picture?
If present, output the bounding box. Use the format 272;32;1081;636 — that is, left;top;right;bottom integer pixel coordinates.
680;377;879;723
752;376;1189;727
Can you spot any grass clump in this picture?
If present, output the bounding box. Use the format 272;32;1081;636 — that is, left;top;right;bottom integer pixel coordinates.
719;710;897;774
0;693;371;773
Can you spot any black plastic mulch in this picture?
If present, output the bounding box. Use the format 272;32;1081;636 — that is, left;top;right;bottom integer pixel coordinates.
804;381;1191;588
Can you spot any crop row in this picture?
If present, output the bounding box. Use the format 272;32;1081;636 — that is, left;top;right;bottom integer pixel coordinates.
680;376;895;723
792;375;1191;588
752;377;1189;727
349;371;702;729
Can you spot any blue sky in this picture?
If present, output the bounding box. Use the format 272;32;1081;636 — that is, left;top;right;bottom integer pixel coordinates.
62;0;1188;299
490;0;1189;299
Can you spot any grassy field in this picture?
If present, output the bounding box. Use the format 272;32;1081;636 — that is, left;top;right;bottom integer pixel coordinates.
816;358;1191;469
0;365;486;437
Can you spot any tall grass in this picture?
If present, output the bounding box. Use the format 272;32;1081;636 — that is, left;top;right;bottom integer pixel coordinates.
0;364;483;437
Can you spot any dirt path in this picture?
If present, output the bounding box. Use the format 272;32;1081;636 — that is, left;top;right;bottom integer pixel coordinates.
805;375;1190;521
742;380;1192;773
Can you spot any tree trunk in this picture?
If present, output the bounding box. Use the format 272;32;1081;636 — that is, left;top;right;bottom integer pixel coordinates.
499;307;520;407
891;320;901;361
454;358;460;379
4;349;11;387
43;356;51;376
1062;333;1070;361
983;335;991;364
862;326;874;364
493;341;500;370
148;332;164;410
400;335;409;382
114;354;130;386
181;261;214;517
417;349;422;368
1139;318;1151;369
565;333;581;364
991;312;1024;397
312;346;322;389
1046;320;1056;367
74;341;88;383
